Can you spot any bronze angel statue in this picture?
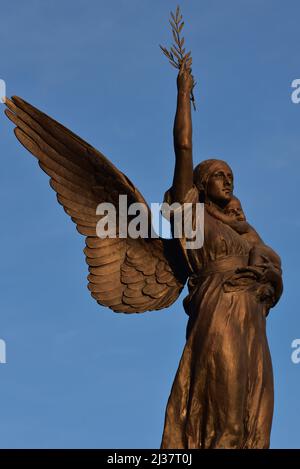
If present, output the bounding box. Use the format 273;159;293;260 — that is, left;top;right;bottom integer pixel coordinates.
4;24;283;451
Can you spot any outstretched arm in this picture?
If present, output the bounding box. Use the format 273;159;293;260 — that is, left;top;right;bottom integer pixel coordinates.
171;65;194;203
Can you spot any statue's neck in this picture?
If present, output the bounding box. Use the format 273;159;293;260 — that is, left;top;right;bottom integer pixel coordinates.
205;199;226;213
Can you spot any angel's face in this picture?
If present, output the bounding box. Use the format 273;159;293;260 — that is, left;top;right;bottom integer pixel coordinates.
205;163;233;208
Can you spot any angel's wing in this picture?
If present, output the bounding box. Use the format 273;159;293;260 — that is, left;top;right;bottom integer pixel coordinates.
5;96;188;313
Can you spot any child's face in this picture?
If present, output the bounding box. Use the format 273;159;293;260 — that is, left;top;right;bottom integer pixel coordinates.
224;199;246;221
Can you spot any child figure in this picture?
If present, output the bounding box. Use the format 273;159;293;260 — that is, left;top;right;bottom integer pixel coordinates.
206;196;282;309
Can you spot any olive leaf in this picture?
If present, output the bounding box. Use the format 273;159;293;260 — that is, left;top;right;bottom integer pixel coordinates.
159;5;197;110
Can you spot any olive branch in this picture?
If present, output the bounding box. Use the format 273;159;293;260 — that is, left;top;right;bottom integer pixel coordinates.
160;5;196;110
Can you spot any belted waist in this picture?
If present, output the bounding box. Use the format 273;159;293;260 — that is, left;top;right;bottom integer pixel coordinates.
195;254;249;278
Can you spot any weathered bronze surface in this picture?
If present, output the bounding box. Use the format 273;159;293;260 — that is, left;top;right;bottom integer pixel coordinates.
4;62;282;449
160;66;283;449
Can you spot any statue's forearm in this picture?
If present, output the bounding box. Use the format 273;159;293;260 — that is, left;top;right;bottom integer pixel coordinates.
174;90;192;150
172;89;193;203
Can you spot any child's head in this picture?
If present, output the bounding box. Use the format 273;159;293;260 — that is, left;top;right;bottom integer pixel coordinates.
224;196;246;221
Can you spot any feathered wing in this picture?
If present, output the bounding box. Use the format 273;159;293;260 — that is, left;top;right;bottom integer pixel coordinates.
5;96;188;313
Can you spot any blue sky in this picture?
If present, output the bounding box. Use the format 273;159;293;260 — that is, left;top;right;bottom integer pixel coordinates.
0;0;299;448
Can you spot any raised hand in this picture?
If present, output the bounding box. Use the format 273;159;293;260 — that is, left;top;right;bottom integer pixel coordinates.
177;62;194;94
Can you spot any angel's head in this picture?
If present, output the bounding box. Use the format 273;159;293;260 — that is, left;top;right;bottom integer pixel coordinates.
193;159;233;208
223;195;246;221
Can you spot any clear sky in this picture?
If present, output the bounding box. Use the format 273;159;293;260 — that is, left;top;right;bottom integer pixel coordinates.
0;0;299;449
